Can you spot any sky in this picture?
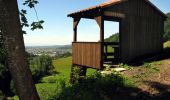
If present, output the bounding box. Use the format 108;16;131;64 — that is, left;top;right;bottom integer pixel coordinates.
18;0;170;46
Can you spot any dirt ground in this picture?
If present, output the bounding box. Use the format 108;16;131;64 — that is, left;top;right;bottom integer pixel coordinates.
123;58;170;98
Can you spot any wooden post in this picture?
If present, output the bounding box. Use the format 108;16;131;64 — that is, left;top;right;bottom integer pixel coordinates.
73;17;80;42
70;64;76;84
95;16;104;42
71;17;81;84
95;15;104;69
79;66;87;76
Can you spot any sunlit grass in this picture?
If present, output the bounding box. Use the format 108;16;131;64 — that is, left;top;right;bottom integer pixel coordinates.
52;56;96;77
164;40;170;48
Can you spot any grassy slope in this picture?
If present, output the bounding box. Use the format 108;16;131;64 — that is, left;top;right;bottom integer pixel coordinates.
35;56;96;100
53;56;72;77
164;40;170;48
53;56;96;77
15;40;170;100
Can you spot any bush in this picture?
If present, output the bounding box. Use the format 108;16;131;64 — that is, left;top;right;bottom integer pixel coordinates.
0;91;3;100
56;72;135;100
164;41;170;48
164;13;170;42
41;76;57;83
29;55;56;83
105;33;119;43
37;76;68;100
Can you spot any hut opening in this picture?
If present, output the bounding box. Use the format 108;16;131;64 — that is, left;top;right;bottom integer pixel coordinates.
68;0;167;78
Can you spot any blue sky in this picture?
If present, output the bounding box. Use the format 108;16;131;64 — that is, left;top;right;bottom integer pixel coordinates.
18;0;170;46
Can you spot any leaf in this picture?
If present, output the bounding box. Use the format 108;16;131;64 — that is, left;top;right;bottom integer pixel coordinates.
31;20;44;30
23;0;39;8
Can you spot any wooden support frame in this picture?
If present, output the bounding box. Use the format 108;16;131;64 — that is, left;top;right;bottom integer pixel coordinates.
73;17;81;42
95;15;104;69
95;16;104;42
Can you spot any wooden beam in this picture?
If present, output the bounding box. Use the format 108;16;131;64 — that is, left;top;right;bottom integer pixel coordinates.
104;11;125;18
95;16;104;69
94;16;104;42
73;18;81;42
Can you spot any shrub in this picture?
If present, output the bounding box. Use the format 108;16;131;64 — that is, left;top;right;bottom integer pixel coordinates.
37;76;68;100
164;41;170;48
29;55;56;83
56;71;135;100
41;76;57;83
0;91;3;100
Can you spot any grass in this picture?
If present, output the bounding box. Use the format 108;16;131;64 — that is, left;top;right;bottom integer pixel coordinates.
164;40;170;48
38;56;136;100
12;41;170;100
14;56;96;100
104;46;114;53
132;62;160;83
10;55;164;100
34;56;135;100
53;56;96;78
53;56;72;77
35;56;96;100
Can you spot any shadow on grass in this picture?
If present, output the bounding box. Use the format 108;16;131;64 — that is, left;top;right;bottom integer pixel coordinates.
143;81;170;100
54;74;170;100
128;48;170;66
55;73;151;100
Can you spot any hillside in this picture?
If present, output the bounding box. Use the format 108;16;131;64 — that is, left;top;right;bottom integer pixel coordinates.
164;13;170;42
26;45;72;57
105;33;119;42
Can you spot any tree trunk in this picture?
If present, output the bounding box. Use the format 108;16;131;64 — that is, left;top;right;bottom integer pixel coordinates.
0;0;40;99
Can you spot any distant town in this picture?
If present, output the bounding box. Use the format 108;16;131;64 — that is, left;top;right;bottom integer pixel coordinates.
26;45;72;57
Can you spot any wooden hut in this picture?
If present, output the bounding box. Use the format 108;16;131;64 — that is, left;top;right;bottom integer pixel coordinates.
68;0;167;71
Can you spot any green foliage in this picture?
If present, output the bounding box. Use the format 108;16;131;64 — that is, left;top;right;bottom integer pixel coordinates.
0;63;7;77
164;40;170;48
31;20;44;30
54;52;72;59
104;45;114;53
56;72;134;100
0;91;3;100
23;0;39;8
20;10;29;27
29;55;56;83
53;57;72;77
119;63;133;70
53;57;96;78
143;63;160;72
105;33;119;42
14;56;135;100
37;76;68;100
41;76;57;83
164;13;170;42
20;0;44;33
35;71;135;100
133;62;160;80
163;33;170;42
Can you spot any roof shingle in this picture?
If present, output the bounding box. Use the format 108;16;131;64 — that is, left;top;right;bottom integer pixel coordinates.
68;0;167;18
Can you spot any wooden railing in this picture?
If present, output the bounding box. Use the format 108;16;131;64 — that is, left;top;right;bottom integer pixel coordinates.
104;42;120;63
72;42;102;69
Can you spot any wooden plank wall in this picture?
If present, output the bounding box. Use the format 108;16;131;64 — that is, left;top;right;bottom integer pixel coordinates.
104;0;164;62
72;42;102;69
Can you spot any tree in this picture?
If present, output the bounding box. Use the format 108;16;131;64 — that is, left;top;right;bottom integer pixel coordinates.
0;0;40;99
29;54;55;83
164;13;170;42
0;30;14;97
105;33;119;43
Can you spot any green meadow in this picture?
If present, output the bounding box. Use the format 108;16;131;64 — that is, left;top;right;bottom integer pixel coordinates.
31;56;96;100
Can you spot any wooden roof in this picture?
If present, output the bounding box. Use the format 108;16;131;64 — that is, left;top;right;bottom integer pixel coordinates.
68;0;125;17
68;0;167;18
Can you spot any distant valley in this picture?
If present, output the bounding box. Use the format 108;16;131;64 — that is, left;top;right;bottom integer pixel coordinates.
26;45;72;57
